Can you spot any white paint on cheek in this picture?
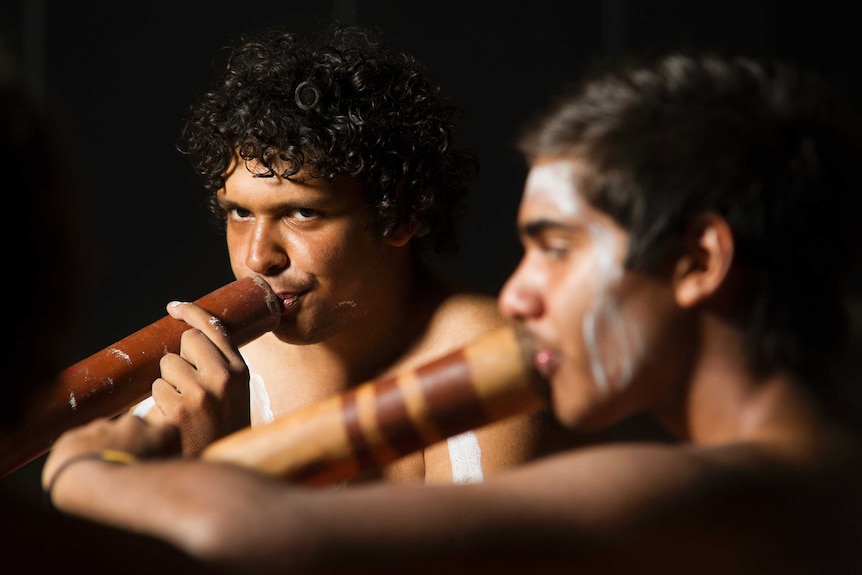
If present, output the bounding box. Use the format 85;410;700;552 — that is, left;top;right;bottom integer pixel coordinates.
582;223;642;393
582;307;607;391
447;430;484;484
68;391;77;410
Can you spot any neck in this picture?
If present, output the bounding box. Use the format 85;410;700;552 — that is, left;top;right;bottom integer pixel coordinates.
655;314;824;447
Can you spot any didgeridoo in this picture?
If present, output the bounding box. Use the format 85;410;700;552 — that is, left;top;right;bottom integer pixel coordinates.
0;275;282;477
202;324;549;485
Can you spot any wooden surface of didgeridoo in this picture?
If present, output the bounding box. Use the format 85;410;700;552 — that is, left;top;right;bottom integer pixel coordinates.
202;324;549;485
0;275;283;477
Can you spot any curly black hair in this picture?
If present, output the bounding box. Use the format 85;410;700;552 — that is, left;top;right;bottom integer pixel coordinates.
177;23;478;254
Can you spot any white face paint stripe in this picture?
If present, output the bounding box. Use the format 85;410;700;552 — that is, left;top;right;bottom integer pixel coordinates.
448;430;484;484
526;160;643;395
587;293;642;392
582;307;608;392
584;221;639;393
607;298;641;388
523;162;583;217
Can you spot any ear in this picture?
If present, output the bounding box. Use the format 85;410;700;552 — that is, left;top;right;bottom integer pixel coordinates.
672;213;735;308
385;180;419;248
386;221;419;247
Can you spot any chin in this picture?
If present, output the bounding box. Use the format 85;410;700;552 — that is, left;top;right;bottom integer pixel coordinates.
271;324;313;345
548;375;612;431
548;389;585;429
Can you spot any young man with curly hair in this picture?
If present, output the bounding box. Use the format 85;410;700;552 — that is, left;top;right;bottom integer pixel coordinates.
130;24;553;482
45;48;862;573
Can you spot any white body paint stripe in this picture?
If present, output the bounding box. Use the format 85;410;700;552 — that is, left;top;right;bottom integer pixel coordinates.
448;430;484;484
248;366;275;425
131;395;155;418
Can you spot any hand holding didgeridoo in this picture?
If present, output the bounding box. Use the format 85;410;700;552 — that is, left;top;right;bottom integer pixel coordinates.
0;275;283;477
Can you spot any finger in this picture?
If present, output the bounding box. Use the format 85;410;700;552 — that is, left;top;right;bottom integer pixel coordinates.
110;410;182;456
152;355;211;417
174;328;236;391
156;352;194;393
167;301;247;376
154;347;230;420
167;302;245;369
167;301;231;346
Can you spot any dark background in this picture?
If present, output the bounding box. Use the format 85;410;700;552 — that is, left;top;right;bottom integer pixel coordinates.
2;0;861;491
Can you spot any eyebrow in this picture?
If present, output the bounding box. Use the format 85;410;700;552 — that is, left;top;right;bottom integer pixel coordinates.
519;219;574;239
217;190;340;213
217;196;240;210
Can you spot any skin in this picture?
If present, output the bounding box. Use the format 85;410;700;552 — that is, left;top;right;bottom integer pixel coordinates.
143;156;549;480
46;155;862;574
514;161;644;398
500;159;687;431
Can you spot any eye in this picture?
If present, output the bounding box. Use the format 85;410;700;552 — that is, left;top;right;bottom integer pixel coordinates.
227;207;252;221
289;208;320;222
538;239;571;261
543;246;568;259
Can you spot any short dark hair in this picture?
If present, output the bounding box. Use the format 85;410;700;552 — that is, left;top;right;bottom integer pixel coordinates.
519;49;862;380
177;23;478;254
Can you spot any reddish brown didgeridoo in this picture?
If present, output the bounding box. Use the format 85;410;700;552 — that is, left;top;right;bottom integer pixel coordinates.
0;275;282;477
202;324;549;485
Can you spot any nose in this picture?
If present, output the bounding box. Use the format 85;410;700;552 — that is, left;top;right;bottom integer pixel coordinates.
498;260;545;321
245;220;289;276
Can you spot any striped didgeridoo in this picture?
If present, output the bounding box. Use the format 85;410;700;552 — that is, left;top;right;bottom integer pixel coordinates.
202;323;549;485
0;275;283;477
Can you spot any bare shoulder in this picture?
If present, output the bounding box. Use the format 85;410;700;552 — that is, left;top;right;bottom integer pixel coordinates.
421;285;509;351
487;439;862;573
435;289;507;332
503;438;862;511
